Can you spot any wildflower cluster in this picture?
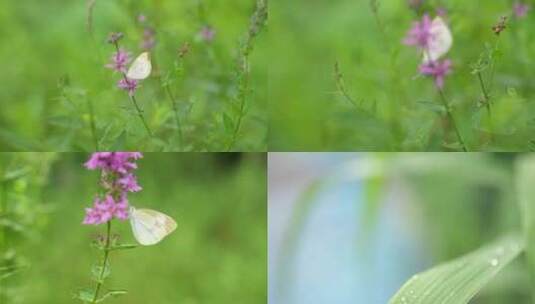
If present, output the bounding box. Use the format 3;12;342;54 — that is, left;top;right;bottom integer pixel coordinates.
82;152;143;225
404;13;452;89
105;33;139;96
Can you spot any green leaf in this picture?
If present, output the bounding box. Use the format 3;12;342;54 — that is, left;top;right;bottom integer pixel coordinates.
0;218;26;233
0;264;28;280
91;261;110;283
109;244;138;251
96;290;127;302
2;167;32;182
515;156;535;295
73;288;94;303
389;234;524;304
416;101;446;115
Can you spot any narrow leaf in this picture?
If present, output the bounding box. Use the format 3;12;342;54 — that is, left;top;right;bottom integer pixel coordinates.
0;264;28;280
2;167;32;182
389;234;524;304
109;244;138;251
515;156;535;295
96;289;127;302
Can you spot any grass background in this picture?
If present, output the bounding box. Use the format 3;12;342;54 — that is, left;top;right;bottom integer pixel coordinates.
269;0;535;151
1;153;266;303
0;0;267;151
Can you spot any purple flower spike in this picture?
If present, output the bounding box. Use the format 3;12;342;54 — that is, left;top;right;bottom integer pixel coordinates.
513;2;531;19
403;14;434;51
419;59;452;89
83;152;143;225
106;49;131;73
118;78;138;96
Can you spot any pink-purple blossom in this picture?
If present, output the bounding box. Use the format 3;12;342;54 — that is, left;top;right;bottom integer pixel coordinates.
106;49;131;73
419;59;452;89
83;152;143;225
84;152;142;174
436;7;448;18
118;174;142;192
118;78;139;96
138;14;147;23
107;32;124;44
403;14;434;51
141;28;157;50
83;195;129;225
200;26;216;42
513;2;531;18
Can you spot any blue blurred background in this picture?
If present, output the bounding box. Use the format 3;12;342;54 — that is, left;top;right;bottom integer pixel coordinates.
268;153;527;304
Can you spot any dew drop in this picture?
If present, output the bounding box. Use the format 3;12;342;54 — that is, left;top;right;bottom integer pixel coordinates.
489;258;499;266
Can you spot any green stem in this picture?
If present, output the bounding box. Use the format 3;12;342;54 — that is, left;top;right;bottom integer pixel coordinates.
164;85;183;147
488;35;501;93
226;0;266;151
91;221;111;304
369;0;390;52
438;89;469;152
477;72;491;116
129;94;153;137
226;53;250;152
477;71;494;138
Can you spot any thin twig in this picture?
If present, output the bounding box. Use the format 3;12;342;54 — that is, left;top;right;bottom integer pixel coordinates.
334;62;359;108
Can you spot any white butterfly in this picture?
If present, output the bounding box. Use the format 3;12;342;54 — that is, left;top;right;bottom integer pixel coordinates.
423;16;453;63
129;207;177;246
126;52;152;80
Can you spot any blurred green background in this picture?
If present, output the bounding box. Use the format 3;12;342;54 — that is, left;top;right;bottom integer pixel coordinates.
0;152;266;303
269;0;535;151
0;0;267;151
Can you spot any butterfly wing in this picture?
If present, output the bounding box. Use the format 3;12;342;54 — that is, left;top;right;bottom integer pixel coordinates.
126;52;152;80
423;17;453;62
130;207;177;246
